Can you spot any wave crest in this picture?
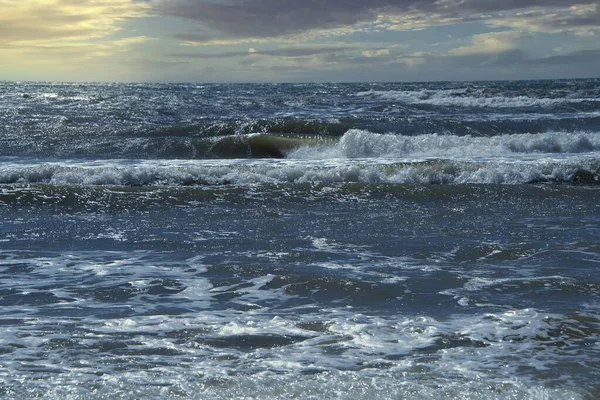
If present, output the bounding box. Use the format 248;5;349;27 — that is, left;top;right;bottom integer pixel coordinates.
1;158;598;187
288;130;600;159
356;88;600;109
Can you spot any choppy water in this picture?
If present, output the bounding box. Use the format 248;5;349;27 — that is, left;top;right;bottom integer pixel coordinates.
0;80;599;399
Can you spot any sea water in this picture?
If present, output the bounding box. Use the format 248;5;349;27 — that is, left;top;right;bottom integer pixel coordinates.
0;80;599;399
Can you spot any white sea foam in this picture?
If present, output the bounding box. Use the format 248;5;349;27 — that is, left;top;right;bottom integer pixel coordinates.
356;88;600;108
1;246;597;399
0;130;598;187
3;81;598;400
0;158;596;187
0;303;590;399
288;129;600;160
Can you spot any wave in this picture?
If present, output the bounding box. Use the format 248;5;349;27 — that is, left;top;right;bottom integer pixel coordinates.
87;130;600;160
1;157;598;187
1;128;599;165
18;92;101;102
0;132;338;160
288;130;600;159
367;88;600;108
1;130;599;187
204;133;336;158
145;119;351;139
356;88;600;109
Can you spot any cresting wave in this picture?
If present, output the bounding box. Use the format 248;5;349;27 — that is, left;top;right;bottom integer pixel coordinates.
1;130;599;187
288;129;600;159
1;158;598;187
146;119;351;139
356;88;600;109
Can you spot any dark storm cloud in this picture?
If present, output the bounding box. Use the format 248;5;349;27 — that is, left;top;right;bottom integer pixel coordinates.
154;0;596;41
156;0;382;39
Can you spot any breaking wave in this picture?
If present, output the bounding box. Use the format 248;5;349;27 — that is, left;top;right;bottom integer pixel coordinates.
0;159;598;188
288;130;600;159
356;88;600;109
1;130;599;187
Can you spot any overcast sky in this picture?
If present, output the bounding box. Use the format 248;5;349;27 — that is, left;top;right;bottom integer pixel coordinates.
1;0;599;82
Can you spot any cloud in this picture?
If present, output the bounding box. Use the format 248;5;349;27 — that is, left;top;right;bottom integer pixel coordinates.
362;49;390;58
153;0;599;43
448;31;524;56
525;48;600;65
0;0;149;46
404;45;600;74
167;46;358;59
2;0;597;81
154;0;381;42
379;3;599;35
486;4;600;36
0;0;153;80
1;35;154;60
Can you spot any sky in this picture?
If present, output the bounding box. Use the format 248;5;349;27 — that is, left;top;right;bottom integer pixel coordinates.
1;0;599;82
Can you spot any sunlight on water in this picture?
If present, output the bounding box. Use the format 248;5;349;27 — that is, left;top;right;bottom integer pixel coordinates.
0;80;599;399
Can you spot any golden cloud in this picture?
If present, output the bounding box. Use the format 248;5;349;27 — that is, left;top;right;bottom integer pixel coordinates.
448;31;525;56
362;49;390;58
0;0;152;80
0;0;149;46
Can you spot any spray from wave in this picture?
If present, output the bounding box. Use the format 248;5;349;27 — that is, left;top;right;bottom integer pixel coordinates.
287;129;600;160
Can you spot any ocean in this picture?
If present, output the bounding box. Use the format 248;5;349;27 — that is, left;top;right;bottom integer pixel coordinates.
0;80;599;399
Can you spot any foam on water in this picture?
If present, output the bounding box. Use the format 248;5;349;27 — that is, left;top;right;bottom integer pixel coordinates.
288;129;600;160
2;80;599;399
356;88;600;109
0;280;594;400
1;188;599;398
1;151;597;189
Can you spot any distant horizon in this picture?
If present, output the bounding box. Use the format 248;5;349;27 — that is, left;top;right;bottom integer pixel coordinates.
3;76;600;86
2;1;599;83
